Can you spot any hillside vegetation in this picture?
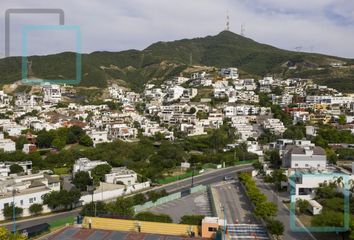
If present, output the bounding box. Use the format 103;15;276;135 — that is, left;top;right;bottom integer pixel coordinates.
0;31;353;92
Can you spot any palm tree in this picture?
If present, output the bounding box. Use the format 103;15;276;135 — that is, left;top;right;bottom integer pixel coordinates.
333;176;344;189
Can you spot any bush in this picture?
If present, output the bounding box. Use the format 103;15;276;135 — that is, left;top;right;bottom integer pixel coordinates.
296;199;309;214
79;134;93;147
134;212;172;223
3;205;23;219
10;164;24;174
29;203;43;216
266;219;284;236
179;215;205;225
147;190;168;203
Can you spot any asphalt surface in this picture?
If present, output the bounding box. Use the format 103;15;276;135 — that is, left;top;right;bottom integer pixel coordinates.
149;191;212;222
213;180;258;224
0;164;253;232
1;209;81;232
159;164;253;194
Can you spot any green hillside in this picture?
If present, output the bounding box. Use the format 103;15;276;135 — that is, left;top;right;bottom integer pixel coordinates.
0;31;353;92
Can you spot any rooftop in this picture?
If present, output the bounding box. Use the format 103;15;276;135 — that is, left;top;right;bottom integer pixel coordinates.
47;227;207;240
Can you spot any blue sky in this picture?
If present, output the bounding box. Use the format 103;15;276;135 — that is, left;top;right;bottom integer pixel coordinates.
0;0;353;58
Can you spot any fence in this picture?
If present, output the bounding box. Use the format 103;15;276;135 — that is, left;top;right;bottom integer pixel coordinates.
80;181;150;204
134;185;207;213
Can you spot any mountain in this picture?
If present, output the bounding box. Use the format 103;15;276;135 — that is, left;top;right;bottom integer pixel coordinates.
1;31;354;92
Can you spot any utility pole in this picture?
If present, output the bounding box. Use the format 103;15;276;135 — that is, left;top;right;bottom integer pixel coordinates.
94;202;97;217
191;166;194;187
12;189;16;234
222;206;227;240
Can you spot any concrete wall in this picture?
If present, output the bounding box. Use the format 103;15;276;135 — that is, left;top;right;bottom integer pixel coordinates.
80;182;150;204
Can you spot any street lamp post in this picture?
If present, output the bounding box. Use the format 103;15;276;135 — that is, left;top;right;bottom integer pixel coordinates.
12;189;16;234
222;206;226;240
191;165;195;188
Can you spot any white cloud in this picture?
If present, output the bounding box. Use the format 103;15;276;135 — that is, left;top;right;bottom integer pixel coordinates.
0;0;353;58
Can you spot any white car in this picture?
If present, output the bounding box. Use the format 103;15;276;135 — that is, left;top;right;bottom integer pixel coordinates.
224;176;234;181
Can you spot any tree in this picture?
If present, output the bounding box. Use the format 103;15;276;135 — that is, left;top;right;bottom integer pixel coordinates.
79;134;93;147
311;210;344;227
252;161;263;171
338;115;346;125
147;190;168;202
134;212;172;223
326;148;338;164
3;205;23;219
189;107;197;114
267;150;281;168
10;164;24;174
61;189;81;210
128;193;146;205
15;136;28;150
0;227;27;240
80;201;107;217
254;202;277;219
107;197;134;217
270;169;287;190
91;164;112;185
296;199;309;214
266;219;284;236
36;131;55;148
43;189;81;210
73;171;92;191
29;203;43;216
51;137;66;150
179;215;205;225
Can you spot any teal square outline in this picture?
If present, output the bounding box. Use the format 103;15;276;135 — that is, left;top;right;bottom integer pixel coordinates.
21;25;81;85
289;172;350;232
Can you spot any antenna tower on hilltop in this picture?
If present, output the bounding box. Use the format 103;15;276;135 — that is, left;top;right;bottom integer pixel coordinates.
226;11;230;31
241;24;246;36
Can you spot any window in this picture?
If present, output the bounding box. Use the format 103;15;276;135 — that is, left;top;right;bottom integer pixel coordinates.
317;164;320;167
295;164;298;167
208;227;217;232
29;198;34;203
305;164;309;167
20;200;23;206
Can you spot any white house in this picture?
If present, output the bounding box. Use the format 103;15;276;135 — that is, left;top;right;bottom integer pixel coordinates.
262;118;286;134
72;158;109;176
0;133;15;152
105;167;137;186
42;84;62;104
87;130;109;146
0;173;60;220
219;68;239;80
283;145;326;169
0;161;33;176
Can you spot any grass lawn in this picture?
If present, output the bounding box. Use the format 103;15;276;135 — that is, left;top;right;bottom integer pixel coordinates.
48;215;75;229
53;167;70;175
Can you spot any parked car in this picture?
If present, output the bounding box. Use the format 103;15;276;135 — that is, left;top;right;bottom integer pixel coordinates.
224;176;234;181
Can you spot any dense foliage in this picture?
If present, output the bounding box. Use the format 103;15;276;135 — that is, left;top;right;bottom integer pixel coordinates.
134;212;172;223
3;205;23;219
43;189;81;210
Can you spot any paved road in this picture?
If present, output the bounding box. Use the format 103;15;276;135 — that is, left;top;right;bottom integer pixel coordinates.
160;164;253;194
214;180;258;224
255;178;317;240
0;164;253;231
1;209;81;231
